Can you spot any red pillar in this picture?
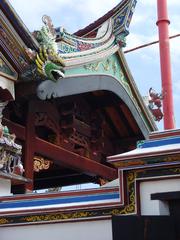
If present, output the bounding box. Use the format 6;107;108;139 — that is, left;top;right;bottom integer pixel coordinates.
156;0;175;129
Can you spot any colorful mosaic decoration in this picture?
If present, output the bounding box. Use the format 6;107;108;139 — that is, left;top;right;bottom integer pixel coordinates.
0;23;28;71
113;0;137;46
0;52;17;80
24;0;136;83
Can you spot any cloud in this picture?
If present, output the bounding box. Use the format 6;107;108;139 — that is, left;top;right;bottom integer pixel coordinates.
8;0;119;32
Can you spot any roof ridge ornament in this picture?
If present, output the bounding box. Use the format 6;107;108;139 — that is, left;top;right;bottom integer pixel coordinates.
42;15;56;38
25;0;137;82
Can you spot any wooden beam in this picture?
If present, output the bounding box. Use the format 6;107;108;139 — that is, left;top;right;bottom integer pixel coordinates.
119;104;140;135
35;137;117;180
105;107;129;137
3;118;118;181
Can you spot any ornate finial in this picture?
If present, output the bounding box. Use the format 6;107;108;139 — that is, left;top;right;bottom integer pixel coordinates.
42;15;56;37
31;15;65;82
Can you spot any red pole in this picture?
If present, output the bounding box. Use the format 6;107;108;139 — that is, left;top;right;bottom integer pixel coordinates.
156;0;175;129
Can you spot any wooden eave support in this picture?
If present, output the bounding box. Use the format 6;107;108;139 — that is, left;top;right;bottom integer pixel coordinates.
35;137;117;180
3;118;117;181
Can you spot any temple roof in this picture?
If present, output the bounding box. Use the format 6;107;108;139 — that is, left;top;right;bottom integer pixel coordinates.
108;130;180;170
0;0;38;50
0;0;158;190
74;0;135;38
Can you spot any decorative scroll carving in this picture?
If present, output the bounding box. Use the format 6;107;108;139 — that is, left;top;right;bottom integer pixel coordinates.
35;112;59;134
84;58;117;75
33;156;52;172
35;111;59;144
103;171;136;215
59;100;104;161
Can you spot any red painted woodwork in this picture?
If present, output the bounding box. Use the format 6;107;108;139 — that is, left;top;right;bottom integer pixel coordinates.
2;90;143;190
3;118;117;182
119;104;140;135
156;0;175;129
24;101;36;191
35;137;117;180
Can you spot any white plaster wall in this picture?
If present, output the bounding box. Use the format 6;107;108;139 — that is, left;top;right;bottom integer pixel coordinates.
101;178;119;188
140;178;180;215
0;179;11;196
0;219;112;240
0;76;15;99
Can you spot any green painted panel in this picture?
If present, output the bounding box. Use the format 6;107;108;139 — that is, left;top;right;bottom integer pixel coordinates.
66;54;120;79
65;53;154;132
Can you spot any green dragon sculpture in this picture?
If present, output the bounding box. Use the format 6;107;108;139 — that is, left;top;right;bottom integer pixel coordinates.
27;15;65;82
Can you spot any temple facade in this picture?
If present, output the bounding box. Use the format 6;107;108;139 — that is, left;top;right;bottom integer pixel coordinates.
0;1;179;239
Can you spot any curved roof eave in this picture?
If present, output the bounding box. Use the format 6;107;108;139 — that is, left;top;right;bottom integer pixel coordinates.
37;74;156;139
74;0;134;37
117;49;158;133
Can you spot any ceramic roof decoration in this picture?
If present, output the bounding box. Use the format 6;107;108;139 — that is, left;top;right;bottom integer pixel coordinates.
24;0;137;83
0;0;158;194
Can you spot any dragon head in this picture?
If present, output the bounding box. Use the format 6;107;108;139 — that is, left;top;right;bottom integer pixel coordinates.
35;46;65;82
31;15;66;82
44;61;65;81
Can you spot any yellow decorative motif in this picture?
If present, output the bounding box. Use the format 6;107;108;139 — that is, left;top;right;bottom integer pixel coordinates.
120;71;133;98
103;171;136;215
112;60;117;75
84;62;101;71
171;168;180;174
118;172;136;214
114;159;144;168
21;211;96;223
33;156;52;172
0;218;9;224
84;58;117;74
127;171;136;186
163;155;180;163
119;71;141;112
102;59;110;71
0;58;4;67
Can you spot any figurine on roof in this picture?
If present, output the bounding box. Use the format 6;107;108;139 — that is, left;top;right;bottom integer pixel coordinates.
148;87;163;121
26;15;65;82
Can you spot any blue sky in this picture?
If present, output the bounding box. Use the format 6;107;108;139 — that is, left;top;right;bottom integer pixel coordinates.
9;0;180;130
